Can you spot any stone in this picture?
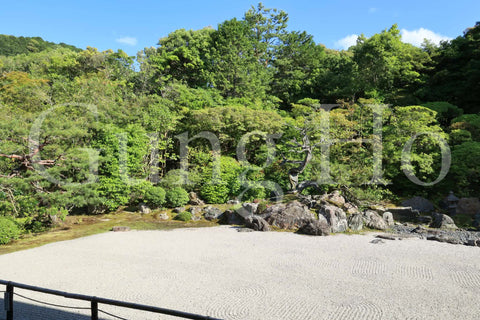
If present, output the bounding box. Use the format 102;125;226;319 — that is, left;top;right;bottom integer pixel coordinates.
220;209;244;225
297;219;330;236
241;203;259;216
369;204;386;213
112;226;130;232
347;213;363;231
244;216;271;231
401;196;434;213
188;192;204;206
203;206;223;220
417;216;433;224
156;213;169;220
429;213;458;229
138;203;151;214
363;210;388;230
426;235;462;245
227;199;240;205
188;206;203;216
326;190;345;207
173;207;185;214
388;207;420;222
456;198;480;216
263;201;315;230
370;239;385;244
344;202;359;215
320;205;348;233
191;214;201;221
383;212;394;227
237;228;254;232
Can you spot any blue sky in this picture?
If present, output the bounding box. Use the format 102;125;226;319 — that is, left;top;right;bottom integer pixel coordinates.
1;0;478;56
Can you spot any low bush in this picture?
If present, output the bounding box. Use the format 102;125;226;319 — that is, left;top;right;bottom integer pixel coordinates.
174;211;192;222
144;186;166;208
165;187;189;207
0;216;21;244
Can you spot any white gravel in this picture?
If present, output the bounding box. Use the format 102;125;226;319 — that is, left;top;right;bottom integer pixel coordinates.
0;226;479;320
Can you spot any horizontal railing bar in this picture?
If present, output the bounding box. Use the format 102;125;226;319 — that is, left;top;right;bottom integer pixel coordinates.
0;280;221;320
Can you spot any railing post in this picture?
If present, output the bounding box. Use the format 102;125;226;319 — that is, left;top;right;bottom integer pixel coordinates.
91;299;98;320
5;282;14;320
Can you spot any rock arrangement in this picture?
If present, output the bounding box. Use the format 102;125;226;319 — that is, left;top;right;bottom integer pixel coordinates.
138;190;480;247
391;225;480;247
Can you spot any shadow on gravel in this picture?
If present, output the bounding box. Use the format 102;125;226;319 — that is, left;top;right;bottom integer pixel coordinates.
0;297;100;320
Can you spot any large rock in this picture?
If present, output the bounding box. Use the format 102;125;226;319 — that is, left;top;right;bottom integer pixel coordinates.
244;216;271;231
456;198;480;216
383;212;394;227
155;212;169;220
388;207;420;222
401;196;434;213
188;192;204;206
347;213;363;231
326;190;345;207
173;207;185;214
220;209;244;225
188;206;203;216
363;210;388;230
263;201;315;230
138;203;151;214
297;219;330;236
430;213;458;229
344;202;359;215
203;206;223;220
319;204;348;233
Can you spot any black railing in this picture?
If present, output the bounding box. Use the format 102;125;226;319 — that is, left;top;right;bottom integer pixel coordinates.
1;280;221;320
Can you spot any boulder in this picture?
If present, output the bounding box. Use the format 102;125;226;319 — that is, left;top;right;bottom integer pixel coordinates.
188;206;203;216
203;206;223;220
429;213;458;229
388;207;420;222
227;199;240;205
244;216;271;231
383;212;394;227
348;213;363;231
112;226;130;232
344;202;359;215
263;201;315;230
155;213;169;220
401;196;434;213
417;216;433;224
320;204;348;233
138;203;151;214
220;209;245;225
173;207;185;214
326;190;345;207
456;198;480;216
297;219;330;236
242;203;259;215
188;192;204;206
363;210;388;230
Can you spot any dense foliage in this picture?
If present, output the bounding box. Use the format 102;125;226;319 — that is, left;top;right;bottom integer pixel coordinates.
0;4;479;242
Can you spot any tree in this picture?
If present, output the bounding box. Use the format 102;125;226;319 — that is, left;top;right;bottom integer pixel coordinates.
352;24;430;103
271;31;324;105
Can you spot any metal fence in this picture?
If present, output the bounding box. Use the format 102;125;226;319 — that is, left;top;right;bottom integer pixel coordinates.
1;280;221;320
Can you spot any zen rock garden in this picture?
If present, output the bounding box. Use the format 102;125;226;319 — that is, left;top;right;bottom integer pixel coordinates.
139;190;480;248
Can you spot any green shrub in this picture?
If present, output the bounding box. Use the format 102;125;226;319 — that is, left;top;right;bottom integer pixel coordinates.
0;216;21;244
174;211;192;222
144;186;166;208
165;187;189;207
